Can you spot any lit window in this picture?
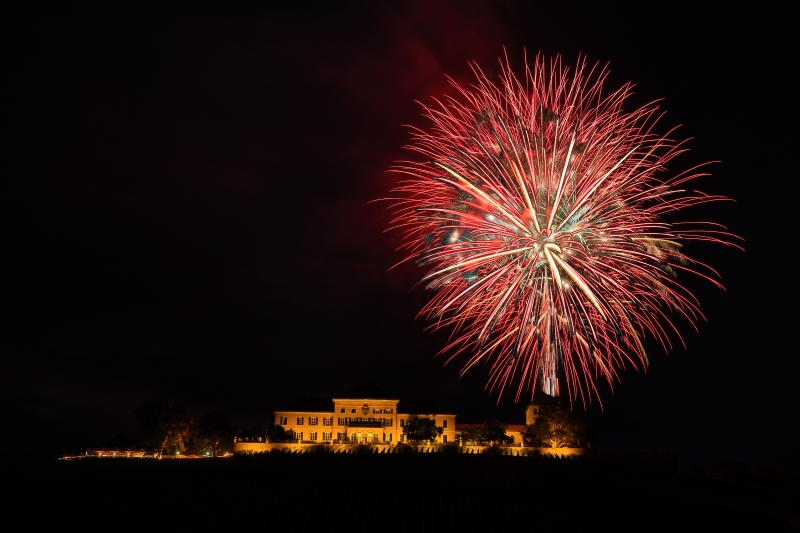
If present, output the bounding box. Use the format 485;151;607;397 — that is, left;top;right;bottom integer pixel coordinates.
323;417;332;426
297;417;304;425
310;432;317;441
309;417;318;426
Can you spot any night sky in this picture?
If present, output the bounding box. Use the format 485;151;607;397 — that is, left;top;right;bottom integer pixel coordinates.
3;2;797;467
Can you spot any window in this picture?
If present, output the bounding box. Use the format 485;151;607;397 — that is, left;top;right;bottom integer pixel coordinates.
340;408;345;413
337;432;347;441
400;419;405;427
384;433;392;442
323;417;332;426
323;432;332;442
442;420;448;429
293;431;303;441
296;417;304;425
279;416;287;425
373;408;382;414
310;432;317;441
443;434;448;443
309;417;318;426
373;435;379;443
350;435;357;443
338;417;347;426
385;409;393;414
351;408;356;414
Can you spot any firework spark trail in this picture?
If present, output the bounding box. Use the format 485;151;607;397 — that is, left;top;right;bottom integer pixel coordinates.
383;55;741;406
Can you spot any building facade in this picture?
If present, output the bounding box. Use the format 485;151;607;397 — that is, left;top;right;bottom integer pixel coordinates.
272;383;457;445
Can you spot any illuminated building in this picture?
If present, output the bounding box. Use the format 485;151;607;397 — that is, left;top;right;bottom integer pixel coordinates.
272;383;456;445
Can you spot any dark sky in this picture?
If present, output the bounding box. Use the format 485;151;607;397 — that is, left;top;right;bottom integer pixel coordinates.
2;2;797;467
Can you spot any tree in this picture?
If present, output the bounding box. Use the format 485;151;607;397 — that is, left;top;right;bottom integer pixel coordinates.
266;424;295;443
403;416;443;443
134;398;193;458
524;403;582;448
457;420;513;445
193;412;233;457
457;425;486;446
483;419;514;445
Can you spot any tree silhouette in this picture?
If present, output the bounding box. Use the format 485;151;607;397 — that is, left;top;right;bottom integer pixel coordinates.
193;412;233;457
524;402;582;448
402;416;443;443
134;398;192;457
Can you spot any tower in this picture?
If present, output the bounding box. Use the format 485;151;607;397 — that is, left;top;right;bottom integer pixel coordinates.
524;404;540;426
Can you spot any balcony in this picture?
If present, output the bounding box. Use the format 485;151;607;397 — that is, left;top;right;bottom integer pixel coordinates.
347;420;383;428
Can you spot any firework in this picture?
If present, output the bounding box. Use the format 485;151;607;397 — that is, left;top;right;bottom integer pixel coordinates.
385;55;739;404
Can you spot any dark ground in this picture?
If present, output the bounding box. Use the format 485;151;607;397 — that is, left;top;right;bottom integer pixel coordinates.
7;453;798;531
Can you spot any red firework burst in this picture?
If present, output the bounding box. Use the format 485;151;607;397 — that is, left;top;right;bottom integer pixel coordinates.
385;55;740;405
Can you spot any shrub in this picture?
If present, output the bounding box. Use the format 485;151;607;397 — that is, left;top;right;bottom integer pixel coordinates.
439;442;459;454
483;444;504;455
307;445;334;454
352;444;374;454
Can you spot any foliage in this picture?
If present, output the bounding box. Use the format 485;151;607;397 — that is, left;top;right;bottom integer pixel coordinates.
524;403;582;448
266;424;296;443
439;442;459;454
483;419;514;444
402;416;443;443
458;420;513;445
483;444;504;455
458;425;487;446
393;442;415;454
352;444;374;454
307;444;334;454
193;412;233;457
134;398;193;456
